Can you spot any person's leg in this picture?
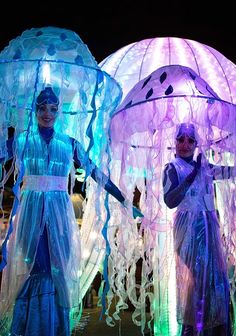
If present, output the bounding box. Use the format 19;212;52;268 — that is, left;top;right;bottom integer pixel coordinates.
11;226;70;335
30;225;51;274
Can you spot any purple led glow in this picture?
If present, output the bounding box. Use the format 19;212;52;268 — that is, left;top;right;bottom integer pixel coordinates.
110;64;236;160
100;37;236;104
196;322;203;332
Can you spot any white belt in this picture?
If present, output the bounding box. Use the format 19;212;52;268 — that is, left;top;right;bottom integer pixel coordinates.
22;175;68;192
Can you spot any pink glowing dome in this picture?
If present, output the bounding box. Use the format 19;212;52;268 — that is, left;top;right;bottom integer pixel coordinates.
100;37;236;104
110;64;236;165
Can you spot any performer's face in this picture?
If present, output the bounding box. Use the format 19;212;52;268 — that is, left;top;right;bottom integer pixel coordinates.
36;104;58;128
176;135;197;158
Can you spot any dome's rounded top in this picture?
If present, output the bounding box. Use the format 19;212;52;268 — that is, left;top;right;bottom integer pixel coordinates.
0;26;98;69
110;64;236;152
0;26;122;154
100;36;236;104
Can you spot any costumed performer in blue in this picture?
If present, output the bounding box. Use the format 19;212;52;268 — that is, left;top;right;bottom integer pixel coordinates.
162;123;232;336
0;87;143;336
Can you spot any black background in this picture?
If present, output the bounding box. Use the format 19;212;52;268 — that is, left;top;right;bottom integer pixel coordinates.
0;1;235;64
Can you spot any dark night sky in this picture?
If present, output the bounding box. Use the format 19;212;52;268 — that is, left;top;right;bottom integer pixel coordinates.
0;2;234;65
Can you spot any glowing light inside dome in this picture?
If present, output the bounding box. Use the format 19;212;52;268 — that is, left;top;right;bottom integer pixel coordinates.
42;62;51;84
100;37;236;104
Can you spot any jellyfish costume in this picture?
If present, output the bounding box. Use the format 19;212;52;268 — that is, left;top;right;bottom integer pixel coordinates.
108;64;236;335
0;27;122;335
163;122;232;335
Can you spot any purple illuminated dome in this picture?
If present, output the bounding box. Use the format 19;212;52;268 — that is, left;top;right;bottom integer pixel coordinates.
100;37;236;104
110;64;236;154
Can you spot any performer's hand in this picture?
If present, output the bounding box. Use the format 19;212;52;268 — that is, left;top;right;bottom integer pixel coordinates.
132;206;144;219
122;199;144;219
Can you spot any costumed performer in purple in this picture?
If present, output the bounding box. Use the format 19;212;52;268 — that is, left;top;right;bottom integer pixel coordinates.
162;123;232;336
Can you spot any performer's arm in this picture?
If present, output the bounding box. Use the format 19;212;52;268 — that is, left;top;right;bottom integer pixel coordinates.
163;162;199;209
91;167;143;218
163;164;187;208
73;140;143;219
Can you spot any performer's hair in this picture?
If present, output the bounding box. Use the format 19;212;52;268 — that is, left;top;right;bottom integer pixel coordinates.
175;123;197;142
36;87;59;107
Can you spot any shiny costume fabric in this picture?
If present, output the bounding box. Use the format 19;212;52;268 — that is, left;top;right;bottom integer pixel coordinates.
163;158;231;335
0;129;82;335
